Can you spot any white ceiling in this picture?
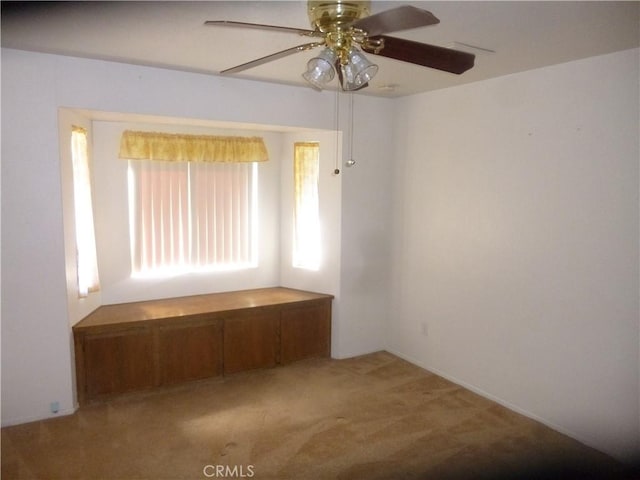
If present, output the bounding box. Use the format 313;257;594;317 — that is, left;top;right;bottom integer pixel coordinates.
2;1;639;97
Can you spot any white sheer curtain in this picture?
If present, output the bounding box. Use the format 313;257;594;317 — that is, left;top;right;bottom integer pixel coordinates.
71;127;101;296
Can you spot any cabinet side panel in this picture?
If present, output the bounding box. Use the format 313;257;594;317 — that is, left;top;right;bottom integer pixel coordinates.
73;331;87;405
280;302;331;364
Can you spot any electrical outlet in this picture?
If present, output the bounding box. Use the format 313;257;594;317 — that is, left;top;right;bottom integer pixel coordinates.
50;401;60;414
420;322;428;336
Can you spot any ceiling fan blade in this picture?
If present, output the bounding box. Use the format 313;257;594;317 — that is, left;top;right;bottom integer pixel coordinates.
205;20;321;37
363;36;475;75
220;42;323;75
351;6;439;37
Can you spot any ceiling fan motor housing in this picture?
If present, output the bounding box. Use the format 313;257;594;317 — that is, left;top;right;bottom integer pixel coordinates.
307;1;371;33
308;1;371;63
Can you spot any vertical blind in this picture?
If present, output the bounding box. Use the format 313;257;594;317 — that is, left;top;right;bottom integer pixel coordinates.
190;162;253;267
122;131;265;276
128;161;255;276
128;161;190;274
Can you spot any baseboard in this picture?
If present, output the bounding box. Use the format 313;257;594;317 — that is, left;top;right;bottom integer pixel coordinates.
385;348;629;464
1;406;77;428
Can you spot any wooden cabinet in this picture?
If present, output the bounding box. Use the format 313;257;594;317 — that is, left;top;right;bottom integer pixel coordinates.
73;288;332;404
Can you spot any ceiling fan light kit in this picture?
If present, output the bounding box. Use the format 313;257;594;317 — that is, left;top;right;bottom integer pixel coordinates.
206;0;475;92
343;47;378;88
302;47;338;90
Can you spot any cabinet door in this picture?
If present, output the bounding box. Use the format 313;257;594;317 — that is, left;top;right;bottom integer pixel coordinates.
159;320;223;385
223;311;279;374
83;327;154;399
280;302;331;364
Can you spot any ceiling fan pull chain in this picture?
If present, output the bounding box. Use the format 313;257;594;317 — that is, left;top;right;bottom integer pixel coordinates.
346;92;356;168
333;90;341;175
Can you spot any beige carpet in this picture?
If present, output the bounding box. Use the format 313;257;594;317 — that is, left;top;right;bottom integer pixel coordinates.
1;351;633;479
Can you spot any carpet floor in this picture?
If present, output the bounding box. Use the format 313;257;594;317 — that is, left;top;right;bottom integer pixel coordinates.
1;351;634;479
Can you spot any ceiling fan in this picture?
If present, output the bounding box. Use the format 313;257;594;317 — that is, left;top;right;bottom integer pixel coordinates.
205;1;475;92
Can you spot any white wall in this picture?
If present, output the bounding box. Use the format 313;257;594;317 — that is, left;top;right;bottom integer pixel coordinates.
389;48;640;462
338;94;394;358
1;51;77;424
1;48;393;426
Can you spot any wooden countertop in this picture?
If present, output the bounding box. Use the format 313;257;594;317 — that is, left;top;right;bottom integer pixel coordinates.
74;287;334;330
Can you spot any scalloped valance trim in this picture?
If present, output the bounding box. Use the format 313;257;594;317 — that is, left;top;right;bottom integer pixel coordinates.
118;130;269;163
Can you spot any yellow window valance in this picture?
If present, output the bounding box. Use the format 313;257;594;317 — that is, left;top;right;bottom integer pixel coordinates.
118;130;269;163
